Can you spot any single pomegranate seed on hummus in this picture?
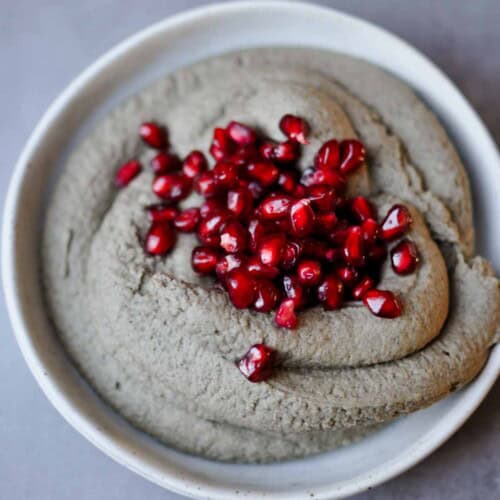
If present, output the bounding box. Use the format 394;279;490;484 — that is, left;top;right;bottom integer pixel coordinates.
363;289;402;318
145;222;175;255
237;344;276;382
380;204;413;241
314;139;340;171
246;160;280;187
226;269;256;309
174;207;200;232
194;171;219;198
115;160;142;187
390;239;419;275
140;122;168;149
152;173;191;202
182;150;208;179
300;167;347;193
226;121;257;146
150;152;181;174
279;114;310;144
317;274;344;310
339;139;365;174
275;298;298;329
191;246;220;274
146;204;179;223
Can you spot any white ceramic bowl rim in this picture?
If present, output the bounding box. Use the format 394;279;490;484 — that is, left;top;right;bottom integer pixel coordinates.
3;2;499;499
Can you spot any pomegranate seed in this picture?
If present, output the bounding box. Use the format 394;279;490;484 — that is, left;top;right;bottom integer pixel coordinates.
339;139;366;174
174;207;200;232
289;199;315;237
226;121;257;146
226;269;256;309
281;240;304;270
231;145;260;166
279;114;310;144
361;218;380;245
314;139;340;170
275;299;298;329
317;275;344;310
258;233;286;266
363;289;402;318
220;220;247;253
352;276;374;300
296;259;323;286
282;275;306;308
254;280;281;312
215;253;245;282
139;122;168;149
197;211;231;247
246;256;280;279
300;167;347;192
274;140;300;164
145;222;175;255
200;198;225;218
292;184;307;198
277;170;298;194
335;266;359;287
150;152;181;174
115;160;142;187
307;186;336;212
213;160;239;189
191;246;220;274
248;218;271;252
152;174;191;202
350;196;377;222
367;244;388;264
182;150;208;179
246;161;280;187
227;187;253;218
194;171;219;198
210;127;235;160
390;239;419;275
259;194;293;220
343;226;366;267
380;204;413;242
315;212;338;234
237;344;276;382
146;204;179;222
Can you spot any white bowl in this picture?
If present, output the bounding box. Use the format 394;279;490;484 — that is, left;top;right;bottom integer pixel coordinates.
3;2;499;499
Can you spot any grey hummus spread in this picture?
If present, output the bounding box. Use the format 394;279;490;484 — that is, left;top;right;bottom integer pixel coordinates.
42;47;500;462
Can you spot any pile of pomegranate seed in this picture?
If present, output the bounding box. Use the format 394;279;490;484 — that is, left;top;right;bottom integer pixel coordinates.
115;116;420;382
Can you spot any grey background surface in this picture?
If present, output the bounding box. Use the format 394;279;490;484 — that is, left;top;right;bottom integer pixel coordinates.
1;1;499;499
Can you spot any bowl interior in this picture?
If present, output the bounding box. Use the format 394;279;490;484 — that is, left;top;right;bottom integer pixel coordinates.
4;2;499;499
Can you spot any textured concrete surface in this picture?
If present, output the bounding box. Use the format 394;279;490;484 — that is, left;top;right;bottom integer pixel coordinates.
1;1;498;498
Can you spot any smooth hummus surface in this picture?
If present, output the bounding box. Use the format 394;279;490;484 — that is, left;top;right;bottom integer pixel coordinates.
42;48;500;462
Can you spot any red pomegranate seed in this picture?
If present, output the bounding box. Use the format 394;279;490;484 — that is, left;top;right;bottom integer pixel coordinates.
145;222;175;255
115;160;142;187
139;122;168;149
227;187;253;218
150;152;181;174
380;204;413;242
246;256;280;279
220;220;248;253
350;196;377;222
194;171;219;198
274;140;300;164
282;275;306;308
390;239;419;275
210;127;235;161
300;167;347;193
259;194;293;220
339;139;366;174
314;139;340;170
200;198;225;218
352;276;374;300
226;121;257;146
277;170;298;194
191;246;220;274
237;344;276;382
231;145;260;166
361;218;380;245
363;289;402;318
367;244;388;264
248;218;271;252
174;207;200;232
275;298;298;329
293;184;307;199
307;185;336;212
289;199;315;237
335;266;359;287
296;259;323;286
317;275;344;310
281;240;304;270
197;211;231;247
215;253;245;282
226;269;256;309
152;173;191;202
315;212;338;234
146;204;179;222
213;160;239;189
182;150;208;179
279;114;310;144
258;233;286;266
254;280;281;312
246;160;280;187
343;226;366;267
